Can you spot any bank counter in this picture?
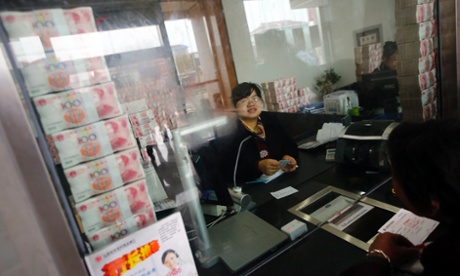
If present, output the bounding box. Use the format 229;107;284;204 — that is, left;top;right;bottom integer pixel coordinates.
194;132;446;276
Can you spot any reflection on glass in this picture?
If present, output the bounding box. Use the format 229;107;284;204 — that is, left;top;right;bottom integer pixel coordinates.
236;0;319;89
166;19;198;88
243;1;319;66
16;26;164;63
164;6;222;111
224;0;400;118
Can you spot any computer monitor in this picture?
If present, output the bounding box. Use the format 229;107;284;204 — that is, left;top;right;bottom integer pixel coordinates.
360;70;399;114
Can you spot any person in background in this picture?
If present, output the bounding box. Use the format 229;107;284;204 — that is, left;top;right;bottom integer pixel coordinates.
341;119;460;275
218;82;299;185
371;41;400;117
374;41;399;72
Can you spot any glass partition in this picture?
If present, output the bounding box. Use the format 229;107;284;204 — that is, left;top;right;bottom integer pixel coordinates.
221;0;439;121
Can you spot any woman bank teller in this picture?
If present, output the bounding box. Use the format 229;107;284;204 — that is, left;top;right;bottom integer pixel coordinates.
219;82;299;185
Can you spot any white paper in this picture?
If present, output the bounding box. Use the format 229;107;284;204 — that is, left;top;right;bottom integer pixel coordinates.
378;208;439;245
298;122;345;150
316;122;345;143
271;186;298;199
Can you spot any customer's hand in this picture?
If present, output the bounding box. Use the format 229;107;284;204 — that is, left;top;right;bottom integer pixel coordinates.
281;155;297;172
369;232;420;266
258;159;281;175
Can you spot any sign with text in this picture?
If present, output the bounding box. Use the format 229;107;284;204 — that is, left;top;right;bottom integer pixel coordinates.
85;212;198;276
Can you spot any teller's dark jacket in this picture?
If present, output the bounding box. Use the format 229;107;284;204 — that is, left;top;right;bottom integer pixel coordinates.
341;219;460;275
212;111;299;186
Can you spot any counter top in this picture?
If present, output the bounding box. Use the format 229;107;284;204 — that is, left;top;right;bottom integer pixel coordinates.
194;145;401;275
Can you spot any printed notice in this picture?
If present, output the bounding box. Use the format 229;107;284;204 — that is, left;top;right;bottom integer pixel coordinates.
378;208;439;245
85;212;198;276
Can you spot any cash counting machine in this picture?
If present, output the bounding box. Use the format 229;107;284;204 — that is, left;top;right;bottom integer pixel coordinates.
334;120;399;172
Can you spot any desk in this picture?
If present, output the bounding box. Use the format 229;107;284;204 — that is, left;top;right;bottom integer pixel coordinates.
195;146;442;275
246;227;366;276
242;148;336;206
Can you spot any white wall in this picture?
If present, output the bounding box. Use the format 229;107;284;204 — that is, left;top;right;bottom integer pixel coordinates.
223;0;395;97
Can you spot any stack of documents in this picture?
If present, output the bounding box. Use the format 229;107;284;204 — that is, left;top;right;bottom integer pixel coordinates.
298;122;345;149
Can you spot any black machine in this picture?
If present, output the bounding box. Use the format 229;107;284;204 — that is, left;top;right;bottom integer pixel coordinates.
360;70;399;114
335;120;399;172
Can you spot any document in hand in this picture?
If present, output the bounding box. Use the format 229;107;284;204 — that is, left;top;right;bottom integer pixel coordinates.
378;208;439;245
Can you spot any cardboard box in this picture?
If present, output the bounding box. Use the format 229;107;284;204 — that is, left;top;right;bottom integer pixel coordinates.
397;38;435;60
354;55;381;67
397;52;436;76
400;99;438;123
395;3;435;27
399;69;436;94
354;44;382;60
396;20;436;43
396;0;435;9
396;24;419;43
355;55;381;66
397;58;420;77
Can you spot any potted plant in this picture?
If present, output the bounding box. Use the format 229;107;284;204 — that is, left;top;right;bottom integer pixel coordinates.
315;68;341;99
